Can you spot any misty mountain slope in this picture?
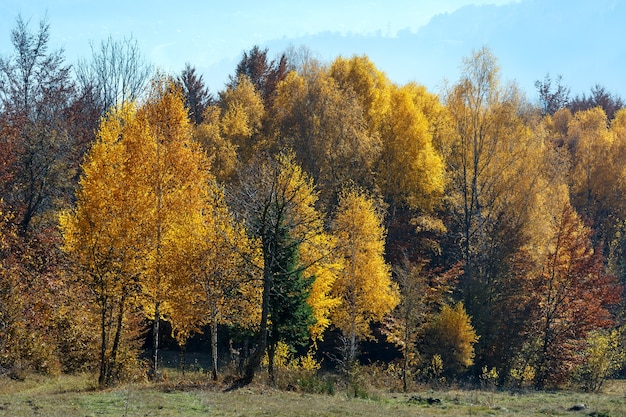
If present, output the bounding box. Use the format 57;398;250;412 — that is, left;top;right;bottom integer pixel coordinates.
260;0;626;98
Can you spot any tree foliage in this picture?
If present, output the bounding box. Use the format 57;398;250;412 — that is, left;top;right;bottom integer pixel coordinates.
59;103;147;386
330;187;399;368
230;151;327;385
60;75;214;384
535;74;570;116
523;203;622;388
0;16;77;233
383;257;459;390
2;17;625;391
177;62;212;125
568;84;624;121
377;82;445;212
164;183;260;379
230;45;288;107
422;302;479;378
443;47;554;372
272;68;380;210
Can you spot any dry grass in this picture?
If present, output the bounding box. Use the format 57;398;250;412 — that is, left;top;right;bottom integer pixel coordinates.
0;370;624;417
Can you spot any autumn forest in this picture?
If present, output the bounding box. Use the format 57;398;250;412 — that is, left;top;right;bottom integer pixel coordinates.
1;16;625;392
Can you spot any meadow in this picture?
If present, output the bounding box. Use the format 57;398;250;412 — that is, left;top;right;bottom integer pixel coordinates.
1;369;624;417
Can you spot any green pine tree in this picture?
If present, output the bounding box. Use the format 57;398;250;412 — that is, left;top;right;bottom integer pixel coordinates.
266;226;315;383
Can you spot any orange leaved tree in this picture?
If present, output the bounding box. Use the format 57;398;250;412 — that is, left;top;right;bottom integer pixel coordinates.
526;203;622;388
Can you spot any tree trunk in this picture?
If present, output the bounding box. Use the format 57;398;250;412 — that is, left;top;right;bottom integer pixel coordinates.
349;331;357;368
402;347;408;392
151;301;161;379
106;293;126;386
238;263;272;387
180;345;186;375
98;300;108;388
211;316;218;381
267;341;276;385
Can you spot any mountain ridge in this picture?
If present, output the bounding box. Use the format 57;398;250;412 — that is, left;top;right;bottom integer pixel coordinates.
204;0;625;100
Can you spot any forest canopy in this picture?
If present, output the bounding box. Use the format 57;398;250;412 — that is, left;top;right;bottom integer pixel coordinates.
0;17;624;391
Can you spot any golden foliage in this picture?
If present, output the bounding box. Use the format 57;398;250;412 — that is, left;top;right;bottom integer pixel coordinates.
193;106;238;182
329;55;392;135
272;67;381;208
427;302;478;374
299;232;341;342
330;187;399;341
567;107;613;221
576;327;625;392
219;74;265;163
60;75;217;382
378;83;445;211
59;102;150;386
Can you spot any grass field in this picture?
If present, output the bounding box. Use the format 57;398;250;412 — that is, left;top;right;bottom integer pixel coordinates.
0;371;624;416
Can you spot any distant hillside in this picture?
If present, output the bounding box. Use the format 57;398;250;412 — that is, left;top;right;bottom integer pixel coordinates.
228;0;626;101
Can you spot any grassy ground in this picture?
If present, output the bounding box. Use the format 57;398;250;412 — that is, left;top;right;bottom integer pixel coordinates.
0;370;624;416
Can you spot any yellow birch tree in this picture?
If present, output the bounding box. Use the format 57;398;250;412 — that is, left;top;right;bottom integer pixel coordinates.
330;187;399;369
134;75;212;378
567;107;613;227
59;104;148;387
378;82;445;213
164;183;261;379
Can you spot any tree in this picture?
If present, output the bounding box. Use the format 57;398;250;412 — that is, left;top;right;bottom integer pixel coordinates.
377;82;445;214
1;204;65;377
230;151;326;386
178;63;212;125
299;231;340;343
265;226;315;383
566;107;614;233
541;107;572;147
383;256;459;391
272;68;380;210
283;44;320;76
575;327;625;392
562;105;626;266
230;45;288;107
568;84;624;121
59;104;147;387
443;47;549;371
327;56;446;264
328;55;392;136
330;187;399;369
0;17;83;377
535;74;570;116
327;56;446;215
134;76;212;378
217;74;266;165
0;115;19;200
525;203;622;388
0;15;76;233
76;35;152;114
166;183;261;380
606;108;626;282
61;77;213;384
193;106;239;183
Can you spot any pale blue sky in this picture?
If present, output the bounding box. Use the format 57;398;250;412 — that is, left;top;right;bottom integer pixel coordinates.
1;0;624;100
0;1;517;87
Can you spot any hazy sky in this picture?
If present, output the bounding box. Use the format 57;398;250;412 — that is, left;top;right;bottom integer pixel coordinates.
0;1;518;88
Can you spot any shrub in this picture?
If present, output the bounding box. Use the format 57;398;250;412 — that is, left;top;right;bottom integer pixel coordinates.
575;327;625;392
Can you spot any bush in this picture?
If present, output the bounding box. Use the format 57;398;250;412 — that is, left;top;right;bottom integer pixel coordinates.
298;372;335;395
421;303;479;379
575;328;625;392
